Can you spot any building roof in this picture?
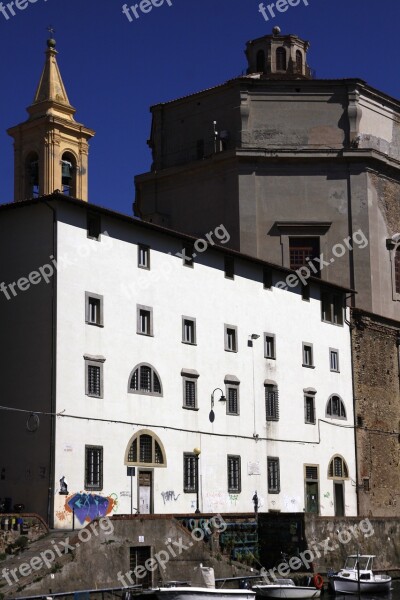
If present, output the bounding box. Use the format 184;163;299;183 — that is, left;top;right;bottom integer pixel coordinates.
0;193;355;295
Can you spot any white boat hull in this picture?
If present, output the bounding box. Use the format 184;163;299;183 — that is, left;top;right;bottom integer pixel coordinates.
253;585;320;599
330;576;391;595
153;587;256;600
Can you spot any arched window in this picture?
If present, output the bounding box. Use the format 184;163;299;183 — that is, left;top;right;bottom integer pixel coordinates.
296;50;303;74
25;152;39;199
328;455;349;479
326;394;346;419
256;49;265;73
276;47;287;71
125;430;166;467
128;363;162;396
61;151;77;197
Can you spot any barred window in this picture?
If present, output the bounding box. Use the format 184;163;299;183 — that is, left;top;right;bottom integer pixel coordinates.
326;394;346;419
304;395;316;424
184;453;197;492
85;446;103;490
227;455;241;493
185;380;196;408
265;384;279;421
227;386;239;415
88;365;101;396
328;456;349;479
85;356;105;398
129;364;162;396
268;457;280;493
126;430;166;467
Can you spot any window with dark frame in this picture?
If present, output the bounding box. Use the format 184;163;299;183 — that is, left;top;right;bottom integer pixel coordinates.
304;394;316;424
395;248;400;294
137;305;153;336
224;256;235;279
328;456;348;479
182;318;196;345
88;297;101;325
263;267;273;289
321;291;344;325
267;457;280;493
326;395;346;419
227;455;241;493
264;334;276;359
184;380;196;409
184;453;197;492
127;432;165;465
226;385;239;415
330;349;339;372
138;245;150;269
225;326;237;352
85;446;103;490
302;343;314;367
289;237;320;273
182;241;194;267
87;212;101;240
129;364;162;395
265;384;279;421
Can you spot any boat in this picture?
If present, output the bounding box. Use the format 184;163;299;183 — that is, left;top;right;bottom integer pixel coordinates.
151;567;256;600
252;578;321;599
328;555;391;594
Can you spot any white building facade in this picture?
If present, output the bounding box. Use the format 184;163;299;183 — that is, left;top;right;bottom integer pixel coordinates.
0;196;357;528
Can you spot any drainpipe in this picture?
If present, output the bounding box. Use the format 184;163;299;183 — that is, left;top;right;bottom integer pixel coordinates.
44;200;58;529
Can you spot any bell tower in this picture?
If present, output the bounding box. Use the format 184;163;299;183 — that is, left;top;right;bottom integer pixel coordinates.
246;26;313;79
7;37;95;203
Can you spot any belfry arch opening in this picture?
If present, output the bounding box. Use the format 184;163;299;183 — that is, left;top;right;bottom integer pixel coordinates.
61;152;77;196
25;152;39;199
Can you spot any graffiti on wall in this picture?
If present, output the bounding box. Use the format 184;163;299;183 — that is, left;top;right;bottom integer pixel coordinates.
56;492;118;524
161;490;180;504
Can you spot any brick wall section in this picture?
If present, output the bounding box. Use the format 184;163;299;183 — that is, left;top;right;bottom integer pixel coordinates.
351;309;400;516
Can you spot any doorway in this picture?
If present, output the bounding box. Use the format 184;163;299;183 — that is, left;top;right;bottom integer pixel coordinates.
334;482;345;516
138;470;153;514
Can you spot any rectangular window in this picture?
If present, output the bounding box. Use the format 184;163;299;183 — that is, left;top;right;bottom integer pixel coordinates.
182;317;196;345
302;284;310;301
225;325;238;352
321;291;344;325
264;334;276;359
224;256;235;279
289;237;320;273
129;547;152;588
182;241;194;267
184;453;197;492
85;292;104;326
85;356;105;398
302;343;314;367
304;395;316;424
226;385;239;415
227;455;241;493
330;349;340;372
263;267;273;290
87;212;101;240
267;457;280;493
265;385;279;421
196;139;205;160
138;245;150;269
137;304;153;336
85;446;103;490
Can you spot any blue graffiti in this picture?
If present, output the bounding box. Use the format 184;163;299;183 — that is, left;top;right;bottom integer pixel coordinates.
67;493;113;524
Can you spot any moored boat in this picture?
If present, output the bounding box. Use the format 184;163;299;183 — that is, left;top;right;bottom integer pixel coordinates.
328;555;391;594
252;578;321;599
152;567;256;600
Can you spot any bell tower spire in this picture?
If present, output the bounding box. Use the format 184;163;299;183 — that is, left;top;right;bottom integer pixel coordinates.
7;36;95;203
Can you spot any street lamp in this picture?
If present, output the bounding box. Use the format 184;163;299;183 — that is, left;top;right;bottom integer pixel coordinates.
209;388;226;422
193;447;201;514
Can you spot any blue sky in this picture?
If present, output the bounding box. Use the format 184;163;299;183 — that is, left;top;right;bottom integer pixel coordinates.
0;0;399;215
